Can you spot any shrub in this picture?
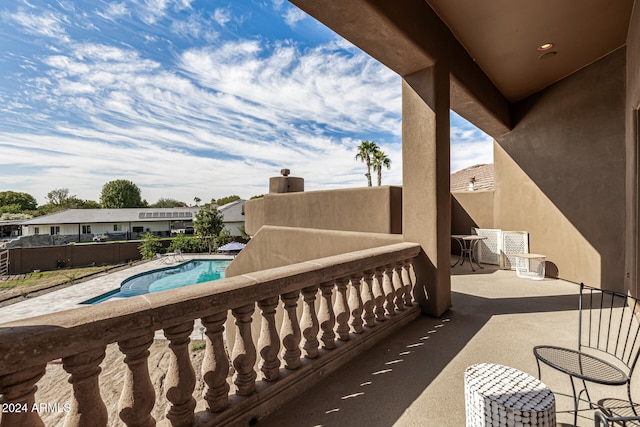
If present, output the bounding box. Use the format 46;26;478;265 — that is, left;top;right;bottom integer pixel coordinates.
138;232;163;259
168;233;207;253
216;228;233;248
190;340;207;352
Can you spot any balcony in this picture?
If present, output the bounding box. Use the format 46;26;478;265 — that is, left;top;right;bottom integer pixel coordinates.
258;263;631;427
0;243;423;427
0;246;626;426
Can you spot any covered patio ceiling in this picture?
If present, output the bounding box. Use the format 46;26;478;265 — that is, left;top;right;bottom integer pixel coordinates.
426;0;634;103
289;0;635;137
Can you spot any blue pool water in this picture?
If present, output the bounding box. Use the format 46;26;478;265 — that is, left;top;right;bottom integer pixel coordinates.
84;259;231;304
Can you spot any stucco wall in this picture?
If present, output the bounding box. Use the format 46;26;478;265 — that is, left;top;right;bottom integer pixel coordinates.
626;1;640;296
244;186;402;236
8;241;143;274
495;48;626;289
451;191;494;235
225;225;403;277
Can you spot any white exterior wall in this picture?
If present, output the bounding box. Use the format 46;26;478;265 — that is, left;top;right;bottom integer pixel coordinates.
224;222;244;237
21;220;241;236
22;224;78;236
22;221;173;236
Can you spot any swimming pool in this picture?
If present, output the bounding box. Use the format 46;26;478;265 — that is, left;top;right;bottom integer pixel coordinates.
84;259;231;304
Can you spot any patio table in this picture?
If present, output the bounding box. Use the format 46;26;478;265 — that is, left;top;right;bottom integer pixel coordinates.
451;235;487;271
465;363;556;427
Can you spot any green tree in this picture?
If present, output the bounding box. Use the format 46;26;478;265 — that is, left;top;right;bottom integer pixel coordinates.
193;196;201;207
46;188;71;206
238;224;251;240
371;150;392;186
355;140;380;187
0;191;38;211
0;204;23;215
100;180;145;208
40;188;91;213
138;232;163;259
78;199;101;209
216;228;233;247
215;195;240;206
150;198;188;208
194;201;224;253
0;212;33;221
250;194;265;199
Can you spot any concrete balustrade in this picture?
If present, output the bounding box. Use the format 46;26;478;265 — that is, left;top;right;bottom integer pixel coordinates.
0;242;421;427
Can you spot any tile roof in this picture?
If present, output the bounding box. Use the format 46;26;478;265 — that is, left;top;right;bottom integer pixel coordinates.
450;164;494;192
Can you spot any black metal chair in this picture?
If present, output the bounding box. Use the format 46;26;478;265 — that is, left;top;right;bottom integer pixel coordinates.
595;409;640;427
534;283;640;426
594;398;640;426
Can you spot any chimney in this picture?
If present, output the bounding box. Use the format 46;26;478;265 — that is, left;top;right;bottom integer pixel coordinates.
269;169;304;194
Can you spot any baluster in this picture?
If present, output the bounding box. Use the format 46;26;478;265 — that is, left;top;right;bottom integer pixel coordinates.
62;347;108;427
300;285;320;359
117;333;155;427
280;290;302;369
0;365;46;427
334;278;351;340
383;266;396;316
231;304;257;396
361;270;376;327
257;297;281;381
318;281;336;349
201;311;230;412
402;260;414;306
392;263;406;312
348;275;364;334
163;321;196;427
373;269;386;322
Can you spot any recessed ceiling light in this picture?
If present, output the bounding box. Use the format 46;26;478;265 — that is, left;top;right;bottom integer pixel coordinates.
538;43;555;51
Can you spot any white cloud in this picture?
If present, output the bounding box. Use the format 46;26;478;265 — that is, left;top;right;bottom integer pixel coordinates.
0;1;493;206
213;8;231;27
3;9;70;43
3;34;402;203
97;2;129;21
139;0;192;24
171;14;219;41
283;7;306;27
450;125;494;172
178;40;401;138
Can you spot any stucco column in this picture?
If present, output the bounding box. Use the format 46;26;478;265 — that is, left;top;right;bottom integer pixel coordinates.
402;64;451;317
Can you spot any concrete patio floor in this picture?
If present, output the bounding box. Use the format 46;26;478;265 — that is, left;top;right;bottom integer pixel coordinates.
257;259;631;427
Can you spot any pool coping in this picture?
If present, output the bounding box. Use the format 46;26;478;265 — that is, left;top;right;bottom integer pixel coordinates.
0;254;234;325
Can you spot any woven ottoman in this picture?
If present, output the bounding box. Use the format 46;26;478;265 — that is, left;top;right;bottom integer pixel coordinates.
464;363;555;426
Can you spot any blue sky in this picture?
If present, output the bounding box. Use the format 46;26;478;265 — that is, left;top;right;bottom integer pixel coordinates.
0;0;492;205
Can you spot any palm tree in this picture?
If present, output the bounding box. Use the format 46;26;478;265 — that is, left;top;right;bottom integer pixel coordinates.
193;196;201;207
355;140;379;187
372;150;391;186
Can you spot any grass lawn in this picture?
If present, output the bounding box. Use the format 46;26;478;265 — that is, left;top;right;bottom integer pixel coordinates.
0;265;119;293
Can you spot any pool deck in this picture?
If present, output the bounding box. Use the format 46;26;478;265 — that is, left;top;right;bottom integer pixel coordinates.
0;254;234;325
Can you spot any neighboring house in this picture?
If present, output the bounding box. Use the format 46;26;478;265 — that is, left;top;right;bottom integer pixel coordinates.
217;199;246;237
450;164;494;192
20;208;201;242
13;201;245;246
0;220;23;241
